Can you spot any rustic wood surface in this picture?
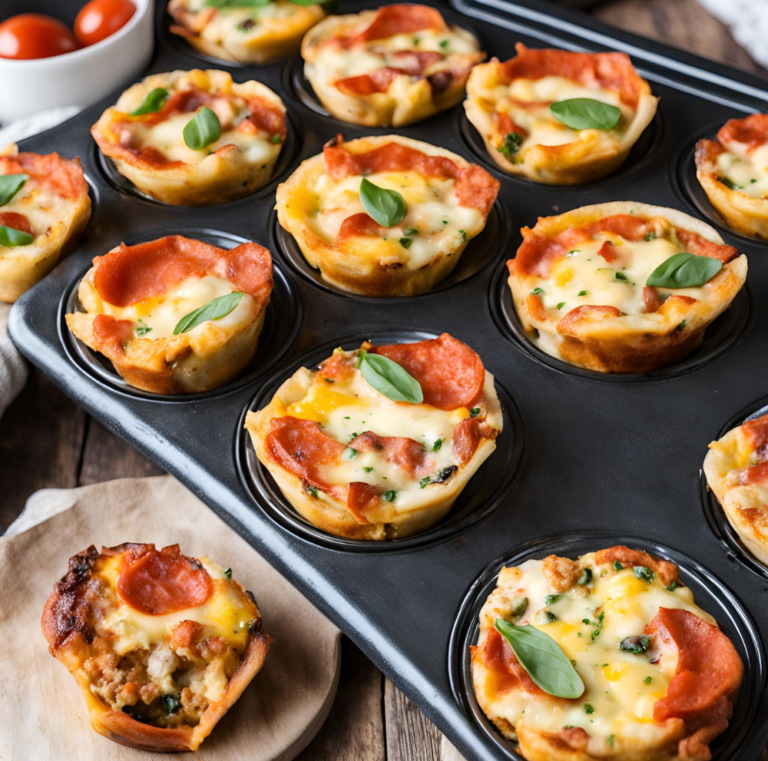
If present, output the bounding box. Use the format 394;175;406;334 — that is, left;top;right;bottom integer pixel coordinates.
1;1;766;759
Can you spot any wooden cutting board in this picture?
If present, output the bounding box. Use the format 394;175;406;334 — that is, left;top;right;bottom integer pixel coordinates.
0;475;340;760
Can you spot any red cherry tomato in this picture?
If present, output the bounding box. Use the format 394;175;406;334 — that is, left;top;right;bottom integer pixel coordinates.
0;14;79;60
74;0;136;48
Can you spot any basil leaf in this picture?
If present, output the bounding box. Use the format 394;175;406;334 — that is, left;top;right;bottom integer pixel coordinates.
494;619;585;699
130;88;169;116
358;349;423;404
0;174;28;206
183;107;222;151
359;178;406;228
0;225;33;247
646;252;722;289
205;0;270;7
173;292;243;335
550;98;622;131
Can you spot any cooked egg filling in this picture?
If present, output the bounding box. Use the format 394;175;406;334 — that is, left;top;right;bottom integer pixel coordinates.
714;142;768;199
0;179;75;245
307;170;482;270
480;555;714;748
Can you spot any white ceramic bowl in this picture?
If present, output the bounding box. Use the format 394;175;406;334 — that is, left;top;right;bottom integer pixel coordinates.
0;0;154;124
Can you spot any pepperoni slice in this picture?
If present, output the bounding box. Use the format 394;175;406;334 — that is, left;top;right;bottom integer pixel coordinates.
350;431;433;476
335;68;401;96
472;628;544;695
0;151;87;201
743;414;768;451
497;112;528;139
594;546;679;586
371;333;485;410
643;286;661;313
741;462;768;485
323;138;499;215
116;544;213;616
597;240;617;263
453;417;497;466
91;235;272;308
336;212;386;246
138;88;213;127
389;50;444;74
244;96;286;139
317;352;357;383
355;5;446;43
0;211;32;235
674;229;738;263
556;305;621;335
264;416;346;498
647;608;743;759
347;482;380;524
500;43;643;108
92;314;134;362
717;113;768;152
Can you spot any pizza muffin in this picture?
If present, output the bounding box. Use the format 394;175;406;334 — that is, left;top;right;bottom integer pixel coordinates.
507;201;747;374
472;545;743;761
276;134;499;297
0;144;91;303
301;4;485;127
168;0;325;65
696;113;768;239
465;44;658;185
704;412;768;566
245;333;502;540
66;235;273;394
42;543;270;751
91;69;286;206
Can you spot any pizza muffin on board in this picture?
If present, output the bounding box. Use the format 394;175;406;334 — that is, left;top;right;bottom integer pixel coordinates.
168;0;325;64
276;134;499;297
696;113;768;239
245;333;502;540
507;201;747;373
66;235;273;394
465;44;658;184
704;412;768;566
472;546;743;761
0;144;91;302
301;4;485;127
91;69;286;206
42;543;270;751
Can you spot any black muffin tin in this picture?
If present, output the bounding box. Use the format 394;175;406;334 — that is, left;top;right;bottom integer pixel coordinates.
9;0;768;758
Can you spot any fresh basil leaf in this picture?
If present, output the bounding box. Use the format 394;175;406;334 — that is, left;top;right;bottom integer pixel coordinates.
205;0;270;7
550;98;622;131
357;349;423;404
498;132;523;160
359;178;406;228
494;619;585;699
183;107;222;151
130;88;169;116
0;225;33;247
646;252;722;289
0;174;28;206
173;292;243;335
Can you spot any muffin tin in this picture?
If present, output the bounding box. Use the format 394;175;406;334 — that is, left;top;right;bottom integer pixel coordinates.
8;0;768;758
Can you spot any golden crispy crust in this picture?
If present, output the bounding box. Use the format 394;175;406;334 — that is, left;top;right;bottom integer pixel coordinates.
41;544;271;751
464;53;658;185
91;69;285;206
168;0;324;64
0;144;91;303
275;134;497;297
301;9;484;127
695;138;768;239
507;201;747;373
244;345;503;540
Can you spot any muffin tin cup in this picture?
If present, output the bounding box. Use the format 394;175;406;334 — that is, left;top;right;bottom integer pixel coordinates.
235;330;526;552
448;532;768;761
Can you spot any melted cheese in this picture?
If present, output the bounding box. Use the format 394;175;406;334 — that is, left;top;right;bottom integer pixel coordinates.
307;170;482;270
311;27;479;83
479;554;715;750
95;555;254;657
85;273;254;340
495;76;632;151
284;353;476;512
187;0;302;37
536;234;706;315
714;142;768;199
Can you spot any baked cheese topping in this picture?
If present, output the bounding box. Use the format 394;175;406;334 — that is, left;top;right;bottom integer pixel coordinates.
714;142;768;199
497;77;631;152
308;170;482;270
82;271;254;340
0;181;74;246
538;234;705;315
475;551;726;751
184;0;305;37
707;414;768;489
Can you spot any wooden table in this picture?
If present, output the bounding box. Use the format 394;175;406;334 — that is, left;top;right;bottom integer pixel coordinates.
2;2;766;759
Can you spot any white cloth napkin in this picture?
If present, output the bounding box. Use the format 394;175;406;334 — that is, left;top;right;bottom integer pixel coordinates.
698;0;768;69
0;304;27;420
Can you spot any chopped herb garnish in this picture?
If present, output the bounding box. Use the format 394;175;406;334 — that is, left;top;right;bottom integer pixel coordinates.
677;319;687;331
578;290;587;297
403;227;417;236
577;568;592;586
419;476;431;489
459;229;467;242
432;438;442;452
511;597;528;620
544;611;557;622
136;318;152;336
751;178;758;184
469;408;481;418
224;568;232;580
438;39;449;48
557;301;566;310
644;232;656;241
618;635;650;655
585;703;595;715
324;377;335;383
614;561;623;571
363;466;373;473
162;695;182;713
615;272;628;281
634;566;656;583
582;618;591;625
383;490;396;502
667;581;679;592
413;36;420;44
271;134;282;144
607;735;615;747
399;236;413;249
531;287;544;295
308;486;319;498
544;594;562;605
592;629;600;640
498;131;523;160
644;676;653;684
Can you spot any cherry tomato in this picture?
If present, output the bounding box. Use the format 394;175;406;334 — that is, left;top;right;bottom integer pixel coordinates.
74;0;136;47
0;14;79;60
